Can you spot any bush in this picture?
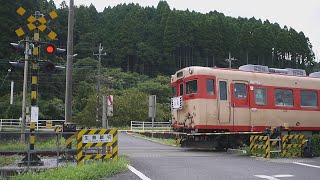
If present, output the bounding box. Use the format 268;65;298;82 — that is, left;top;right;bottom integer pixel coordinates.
311;134;320;157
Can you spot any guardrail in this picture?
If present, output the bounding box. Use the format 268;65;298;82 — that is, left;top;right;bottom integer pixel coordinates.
0;119;65;131
130;121;171;131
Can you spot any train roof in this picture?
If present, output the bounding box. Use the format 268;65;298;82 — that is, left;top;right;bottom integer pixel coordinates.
171;66;320;89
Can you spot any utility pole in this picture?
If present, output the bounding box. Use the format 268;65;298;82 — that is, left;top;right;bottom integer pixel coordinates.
226;52;237;69
65;0;74;123
94;43;106;127
21;37;29;142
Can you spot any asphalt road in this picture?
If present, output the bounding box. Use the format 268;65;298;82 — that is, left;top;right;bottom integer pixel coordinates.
108;132;320;180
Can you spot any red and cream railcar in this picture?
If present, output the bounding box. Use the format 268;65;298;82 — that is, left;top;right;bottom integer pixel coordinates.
170;66;320;135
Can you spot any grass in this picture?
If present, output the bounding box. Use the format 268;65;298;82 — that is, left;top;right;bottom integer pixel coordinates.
12;156;129;180
0;155;22;166
130;133;178;146
0;138;67;151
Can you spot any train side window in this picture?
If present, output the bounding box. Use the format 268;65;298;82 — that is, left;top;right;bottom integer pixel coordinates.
254;88;266;105
274;89;293;106
186;80;198;94
234;83;247;99
179;84;184;96
172;86;177;97
300;90;318;107
219;81;227;100
206;79;215;95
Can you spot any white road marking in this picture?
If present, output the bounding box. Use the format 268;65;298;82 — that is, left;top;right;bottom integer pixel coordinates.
293;162;320;169
127;164;151;180
273;175;294;178
254;175;280;180
255;174;294;180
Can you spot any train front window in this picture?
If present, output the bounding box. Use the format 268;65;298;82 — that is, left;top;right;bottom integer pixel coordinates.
179;84;184;96
300;90;318;107
274;89;293;106
186;80;198;94
171;86;177;97
206;79;215;95
234;83;247;99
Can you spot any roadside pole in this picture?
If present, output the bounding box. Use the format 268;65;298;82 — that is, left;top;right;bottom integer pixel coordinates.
148;95;156;138
21;37;29;143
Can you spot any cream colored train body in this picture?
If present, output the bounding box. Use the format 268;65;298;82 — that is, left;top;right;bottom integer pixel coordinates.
170;66;320;134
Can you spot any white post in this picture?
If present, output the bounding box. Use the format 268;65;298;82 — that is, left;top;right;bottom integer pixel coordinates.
10;81;14;105
131;121;133;131
143;121;145;131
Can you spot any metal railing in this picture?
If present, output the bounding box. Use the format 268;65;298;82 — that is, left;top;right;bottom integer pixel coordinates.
130;121;171;131
0;131;77;179
0;119;65;131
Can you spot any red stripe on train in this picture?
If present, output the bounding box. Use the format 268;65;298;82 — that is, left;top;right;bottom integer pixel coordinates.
192;125;320;132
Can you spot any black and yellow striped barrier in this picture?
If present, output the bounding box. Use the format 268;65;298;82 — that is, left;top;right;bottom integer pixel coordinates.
250;135;271;158
77;129;118;166
65;134;76;149
282;135;305;157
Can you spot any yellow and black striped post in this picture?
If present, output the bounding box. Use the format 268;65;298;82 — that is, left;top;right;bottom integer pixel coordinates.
281;135;305;157
30;29;39;151
19;25;43;166
250;135;270;158
77;129;118;166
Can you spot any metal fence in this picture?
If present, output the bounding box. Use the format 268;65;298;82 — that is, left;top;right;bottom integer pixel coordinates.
0;119;65;131
130;121;171;131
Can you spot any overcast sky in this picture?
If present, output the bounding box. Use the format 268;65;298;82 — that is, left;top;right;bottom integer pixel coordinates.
54;0;320;61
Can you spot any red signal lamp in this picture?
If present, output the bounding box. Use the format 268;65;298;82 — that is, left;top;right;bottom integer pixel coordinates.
43;43;56;56
46;45;55;53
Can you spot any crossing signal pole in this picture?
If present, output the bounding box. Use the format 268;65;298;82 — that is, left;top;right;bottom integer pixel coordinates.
13;6;59;166
21;37;29;143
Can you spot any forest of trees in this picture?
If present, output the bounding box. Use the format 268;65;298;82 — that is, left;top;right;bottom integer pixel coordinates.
0;0;318;127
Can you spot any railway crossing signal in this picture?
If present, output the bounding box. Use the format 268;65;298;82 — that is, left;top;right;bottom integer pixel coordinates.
43;43;66;56
15;7;58;40
9;61;65;73
9;42;25;52
13;6;61;166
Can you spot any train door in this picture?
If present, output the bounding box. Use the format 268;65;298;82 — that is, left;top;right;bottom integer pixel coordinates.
250;87;267;131
218;80;230;124
231;81;250;131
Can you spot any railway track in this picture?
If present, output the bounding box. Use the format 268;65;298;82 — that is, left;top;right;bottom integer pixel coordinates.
0;150;77;156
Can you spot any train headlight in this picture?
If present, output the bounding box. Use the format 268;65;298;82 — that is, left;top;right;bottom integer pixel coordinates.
189;68;193;74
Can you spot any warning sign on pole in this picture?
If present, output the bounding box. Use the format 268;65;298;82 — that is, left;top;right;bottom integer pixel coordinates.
148;95;156;118
31;106;39;123
107;95;113;117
